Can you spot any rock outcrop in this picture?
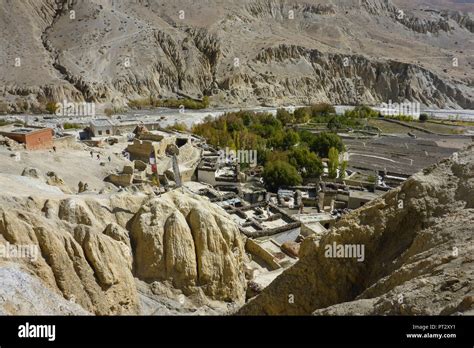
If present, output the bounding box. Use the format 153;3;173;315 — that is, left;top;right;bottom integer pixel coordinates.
130;191;247;303
0;179;247;315
0;193;144;315
21;168;72;193
238;145;474;315
0;263;91;315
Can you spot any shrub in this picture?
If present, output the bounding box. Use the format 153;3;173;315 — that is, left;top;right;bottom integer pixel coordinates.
166;122;188;132
327;116;343;131
104;107;125;117
419;113;429;122
176;98;206;109
127;98;150;109
0;119;13;126
386;115;414;122
202;96;210;108
46;102;59;115
63;123;81;129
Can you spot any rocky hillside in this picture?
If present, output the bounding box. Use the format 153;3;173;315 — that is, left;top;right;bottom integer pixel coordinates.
0;0;473;111
238;145;474;315
0;185;246;315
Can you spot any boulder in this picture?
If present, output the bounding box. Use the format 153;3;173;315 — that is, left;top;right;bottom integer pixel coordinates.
0;175;247;313
103;223;131;249
104;173;133;187
46;171;65;185
21;167;42;179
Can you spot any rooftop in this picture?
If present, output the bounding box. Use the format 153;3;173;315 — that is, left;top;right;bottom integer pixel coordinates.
90;118;115;127
8;128;38;134
0;126;52;135
295;212;334;224
216;165;238;179
226;202;301;238
349;190;380;200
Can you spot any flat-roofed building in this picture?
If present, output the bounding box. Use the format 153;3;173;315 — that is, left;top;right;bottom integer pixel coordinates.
89;119;116;137
225;202;301;239
348;190;379;209
0;127;53;150
196;158;242;188
292;212;335;239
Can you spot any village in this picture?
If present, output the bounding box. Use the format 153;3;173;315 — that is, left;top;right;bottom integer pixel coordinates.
0;108;471;300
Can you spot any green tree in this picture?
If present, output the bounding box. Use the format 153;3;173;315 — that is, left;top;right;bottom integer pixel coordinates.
309;132;344;158
268;130;284;149
282;130;300;150
339;160;348;179
294;107;310;124
276;108;294;126
269;129;300;150
264;150;289;164
289;146;323;178
327;116;343;131
263;161;302;192
345;105;378;119
309;103;336;117
298;130;316;145
328;147;339;179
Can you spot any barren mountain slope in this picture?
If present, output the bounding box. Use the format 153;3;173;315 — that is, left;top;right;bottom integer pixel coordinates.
238;145;474;315
0;0;473;110
0;0;83;107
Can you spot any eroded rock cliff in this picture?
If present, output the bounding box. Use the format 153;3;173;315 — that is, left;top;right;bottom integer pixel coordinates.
0;186;247;315
130;192;247;303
